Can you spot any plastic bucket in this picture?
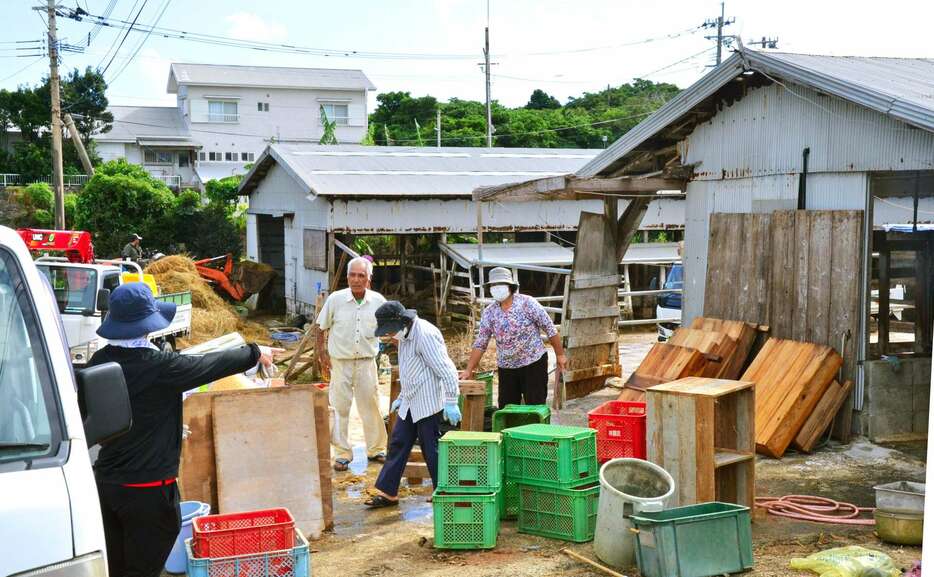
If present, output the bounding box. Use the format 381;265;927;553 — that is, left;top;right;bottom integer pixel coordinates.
165;501;211;574
593;458;675;569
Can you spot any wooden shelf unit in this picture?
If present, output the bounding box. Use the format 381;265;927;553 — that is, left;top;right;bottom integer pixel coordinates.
646;377;755;508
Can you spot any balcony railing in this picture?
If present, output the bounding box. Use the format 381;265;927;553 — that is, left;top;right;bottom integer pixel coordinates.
0;173;91;187
192;112;239;123
151;174;182;188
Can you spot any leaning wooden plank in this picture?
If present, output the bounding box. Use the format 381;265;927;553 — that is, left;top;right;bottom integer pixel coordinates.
793;380;853;453
617;386;646;403
179;392;219;510
213;386;326;539
743;339;842;458
311;385;334;531
625;343;706;389
688;317;759;379
669;328;737;378
761;345;841;457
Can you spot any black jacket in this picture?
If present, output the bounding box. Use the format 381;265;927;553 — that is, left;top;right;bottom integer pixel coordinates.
88;344;261;484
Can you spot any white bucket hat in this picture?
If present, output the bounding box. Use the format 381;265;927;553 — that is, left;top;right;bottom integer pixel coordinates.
484;267;518;287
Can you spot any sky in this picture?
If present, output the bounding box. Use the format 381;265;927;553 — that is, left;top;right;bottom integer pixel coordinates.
1;0;933;111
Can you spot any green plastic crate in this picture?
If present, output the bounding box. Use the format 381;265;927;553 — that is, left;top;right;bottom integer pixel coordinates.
437;431;503;493
432;490;501;550
517;482;600;543
631;502;754;577
475;370;495;409
503;424;598;489
492;404;551;433
501;476;519;519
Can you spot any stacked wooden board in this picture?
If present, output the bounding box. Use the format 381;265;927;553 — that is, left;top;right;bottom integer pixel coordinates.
740;338;842;458
618;317;759;402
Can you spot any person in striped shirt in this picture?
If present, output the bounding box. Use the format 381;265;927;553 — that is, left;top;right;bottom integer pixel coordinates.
364;301;461;509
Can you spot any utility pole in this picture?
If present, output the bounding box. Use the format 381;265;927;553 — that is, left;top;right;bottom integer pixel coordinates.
747;36;779;49
703;2;735;66
436;107;441;148
63;113;94;176
483;25;492;148
46;0;66;229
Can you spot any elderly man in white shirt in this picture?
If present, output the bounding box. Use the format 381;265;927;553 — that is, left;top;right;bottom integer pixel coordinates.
364;301;461;509
316;256;388;471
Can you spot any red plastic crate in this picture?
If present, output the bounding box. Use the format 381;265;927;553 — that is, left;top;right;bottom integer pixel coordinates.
587;400;646;463
192;508;295;558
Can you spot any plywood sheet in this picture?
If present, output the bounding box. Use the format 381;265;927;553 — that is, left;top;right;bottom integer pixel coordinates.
179;392;218;509
213;387;327;539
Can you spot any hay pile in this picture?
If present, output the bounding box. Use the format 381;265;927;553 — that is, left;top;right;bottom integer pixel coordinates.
145;256;270;345
445;329;497;373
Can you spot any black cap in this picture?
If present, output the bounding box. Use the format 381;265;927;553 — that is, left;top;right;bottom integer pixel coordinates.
374;301;416;337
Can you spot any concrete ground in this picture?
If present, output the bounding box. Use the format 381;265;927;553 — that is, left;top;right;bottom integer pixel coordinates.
308;328;925;576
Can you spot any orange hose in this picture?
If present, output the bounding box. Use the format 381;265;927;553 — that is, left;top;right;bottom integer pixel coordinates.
755;495;875;525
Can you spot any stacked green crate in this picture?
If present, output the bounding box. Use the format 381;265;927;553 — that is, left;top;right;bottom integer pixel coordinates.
503;424;600;542
496;407;552;519
433;431;503;549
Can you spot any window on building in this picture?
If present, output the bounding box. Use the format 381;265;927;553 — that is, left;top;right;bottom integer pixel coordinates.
241;152;255;162
208;152;221;161
198;151;206;161
224;152;235;162
208;100;238;122
143;149;174;164
320;103;349;126
178;152;189;167
257;102;269;112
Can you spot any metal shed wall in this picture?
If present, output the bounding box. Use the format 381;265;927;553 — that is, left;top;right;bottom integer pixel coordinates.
684;82;934;178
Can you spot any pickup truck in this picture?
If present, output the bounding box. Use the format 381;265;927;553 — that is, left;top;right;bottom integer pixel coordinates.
34;257;192;365
0;224;132;576
655;263;683;341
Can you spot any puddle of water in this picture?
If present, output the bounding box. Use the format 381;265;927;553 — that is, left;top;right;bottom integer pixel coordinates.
401;503;433;521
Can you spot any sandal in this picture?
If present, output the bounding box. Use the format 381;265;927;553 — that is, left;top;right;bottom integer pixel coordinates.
368;452;386;463
364;494;399;509
333;458;351;472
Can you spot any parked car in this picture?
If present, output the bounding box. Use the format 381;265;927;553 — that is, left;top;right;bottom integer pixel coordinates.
656;263;683;341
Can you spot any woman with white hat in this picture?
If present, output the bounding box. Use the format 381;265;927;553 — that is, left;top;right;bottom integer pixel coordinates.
459;267;566;406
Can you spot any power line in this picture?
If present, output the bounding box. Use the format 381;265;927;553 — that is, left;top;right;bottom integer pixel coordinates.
0;56;45;83
97;0;142;70
100;0;150;76
59;6;706;63
107;0;173;83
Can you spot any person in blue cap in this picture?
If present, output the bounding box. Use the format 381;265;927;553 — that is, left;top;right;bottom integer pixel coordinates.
87;282;273;577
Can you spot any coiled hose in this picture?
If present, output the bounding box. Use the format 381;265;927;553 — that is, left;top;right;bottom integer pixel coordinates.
755;495;875;525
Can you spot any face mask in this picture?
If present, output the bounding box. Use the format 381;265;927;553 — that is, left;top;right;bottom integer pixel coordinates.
394;328;407;340
490;285;511;302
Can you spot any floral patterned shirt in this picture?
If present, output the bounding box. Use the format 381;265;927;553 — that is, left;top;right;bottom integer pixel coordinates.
473;293;558;369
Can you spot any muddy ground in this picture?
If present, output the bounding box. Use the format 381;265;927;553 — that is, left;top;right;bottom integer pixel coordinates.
166;328;925;576
307;329;925;576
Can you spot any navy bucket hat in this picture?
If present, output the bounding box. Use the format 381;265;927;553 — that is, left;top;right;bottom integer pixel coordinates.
374;301;416;337
97;282;176;340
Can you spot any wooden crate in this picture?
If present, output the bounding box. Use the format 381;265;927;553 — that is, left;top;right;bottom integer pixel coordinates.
646;377;755;508
688;317;760;379
741;338;842;458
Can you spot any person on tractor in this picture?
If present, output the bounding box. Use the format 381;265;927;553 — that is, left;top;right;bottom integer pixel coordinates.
122;233;143;263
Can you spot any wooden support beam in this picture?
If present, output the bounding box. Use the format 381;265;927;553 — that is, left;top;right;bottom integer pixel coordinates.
615;196;651;264
473;174;685;202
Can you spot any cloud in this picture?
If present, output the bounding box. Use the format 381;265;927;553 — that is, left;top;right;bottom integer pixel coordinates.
224;12;289;43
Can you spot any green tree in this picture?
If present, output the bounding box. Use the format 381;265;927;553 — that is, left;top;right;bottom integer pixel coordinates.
74;159;176;256
0;67;111;178
24;182;53;211
525;89;561;110
204;175;243;205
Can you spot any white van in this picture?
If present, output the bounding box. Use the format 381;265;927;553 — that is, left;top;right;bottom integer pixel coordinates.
0;225;130;577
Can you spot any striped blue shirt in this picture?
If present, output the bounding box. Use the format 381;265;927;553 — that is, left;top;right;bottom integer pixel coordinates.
397;317;460;422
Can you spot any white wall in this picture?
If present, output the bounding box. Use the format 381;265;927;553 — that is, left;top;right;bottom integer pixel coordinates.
182;85;368;176
95;142;127;163
248;162;330;314
328;197;684;233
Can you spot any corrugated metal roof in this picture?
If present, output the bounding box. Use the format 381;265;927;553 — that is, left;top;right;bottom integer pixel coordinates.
167;63;375;92
240;143;600;197
95;106;190;143
137;139;201;148
579;49;934;177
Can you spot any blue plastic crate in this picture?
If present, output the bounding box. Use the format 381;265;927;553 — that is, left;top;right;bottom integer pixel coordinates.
185;529;310;577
